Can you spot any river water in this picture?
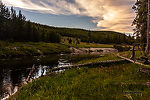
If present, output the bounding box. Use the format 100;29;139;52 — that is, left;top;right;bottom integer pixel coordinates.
0;54;71;100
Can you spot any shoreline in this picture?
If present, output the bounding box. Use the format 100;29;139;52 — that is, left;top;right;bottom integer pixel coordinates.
5;54;123;100
0;41;117;59
0;41;71;58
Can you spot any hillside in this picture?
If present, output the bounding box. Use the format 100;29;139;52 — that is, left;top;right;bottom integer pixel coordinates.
0;2;134;44
33;23;134;44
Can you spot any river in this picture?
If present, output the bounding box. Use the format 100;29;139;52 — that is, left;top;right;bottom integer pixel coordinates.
0;54;71;100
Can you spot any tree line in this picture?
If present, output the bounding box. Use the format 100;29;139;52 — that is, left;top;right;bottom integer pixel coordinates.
34;24;134;44
0;2;61;43
0;2;134;44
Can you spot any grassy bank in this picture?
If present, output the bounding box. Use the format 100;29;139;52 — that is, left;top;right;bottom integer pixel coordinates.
0;41;70;57
74;54;121;64
62;37;113;48
0;40;115;58
12;62;150;100
119;51;144;58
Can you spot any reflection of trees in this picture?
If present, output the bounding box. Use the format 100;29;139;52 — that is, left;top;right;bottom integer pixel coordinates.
11;69;28;85
1;70;12;98
0;68;30;98
0;54;68;98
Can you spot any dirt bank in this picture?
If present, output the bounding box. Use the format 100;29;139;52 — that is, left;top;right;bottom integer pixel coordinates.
70;47;118;54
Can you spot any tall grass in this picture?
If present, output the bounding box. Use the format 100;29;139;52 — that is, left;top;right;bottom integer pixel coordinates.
12;63;150;100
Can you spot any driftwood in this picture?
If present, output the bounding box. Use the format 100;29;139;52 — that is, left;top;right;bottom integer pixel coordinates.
26;65;35;82
117;54;150;67
5;65;35;100
50;59;126;72
117;54;150;75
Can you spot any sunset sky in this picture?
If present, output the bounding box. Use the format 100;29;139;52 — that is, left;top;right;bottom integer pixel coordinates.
2;0;136;33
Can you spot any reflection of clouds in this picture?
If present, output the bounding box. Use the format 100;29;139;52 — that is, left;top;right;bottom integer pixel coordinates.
3;0;135;33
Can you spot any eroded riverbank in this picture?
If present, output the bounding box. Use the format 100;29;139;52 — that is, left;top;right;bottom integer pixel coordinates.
70;47;118;54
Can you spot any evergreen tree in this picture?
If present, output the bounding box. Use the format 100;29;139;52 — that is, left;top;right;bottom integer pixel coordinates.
69;38;72;44
132;0;147;43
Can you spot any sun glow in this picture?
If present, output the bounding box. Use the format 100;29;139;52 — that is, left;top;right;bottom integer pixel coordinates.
103;12;116;21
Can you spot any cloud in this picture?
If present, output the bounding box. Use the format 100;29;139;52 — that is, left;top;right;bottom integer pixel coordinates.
2;0;136;33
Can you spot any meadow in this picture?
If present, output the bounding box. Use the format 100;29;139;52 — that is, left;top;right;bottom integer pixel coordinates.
12;63;150;100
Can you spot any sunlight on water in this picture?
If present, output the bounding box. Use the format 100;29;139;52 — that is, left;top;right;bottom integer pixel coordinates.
0;54;72;100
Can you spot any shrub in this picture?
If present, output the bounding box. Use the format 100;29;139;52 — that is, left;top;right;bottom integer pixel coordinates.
114;45;131;52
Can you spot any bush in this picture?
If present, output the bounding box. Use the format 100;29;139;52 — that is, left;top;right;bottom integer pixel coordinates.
114;45;131;52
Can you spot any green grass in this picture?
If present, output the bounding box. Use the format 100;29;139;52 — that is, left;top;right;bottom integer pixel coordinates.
0;41;70;57
119;51;145;59
62;37;113;48
75;54;121;64
12;63;150;100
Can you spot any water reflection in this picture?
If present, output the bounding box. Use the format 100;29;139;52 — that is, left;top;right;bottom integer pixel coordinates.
0;54;71;100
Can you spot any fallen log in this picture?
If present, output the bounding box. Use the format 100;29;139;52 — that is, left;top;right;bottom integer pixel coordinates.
26;65;35;82
50;59;126;72
8;65;35;100
117;54;150;67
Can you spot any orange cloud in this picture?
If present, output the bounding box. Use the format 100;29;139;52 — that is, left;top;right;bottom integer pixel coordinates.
2;0;136;33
